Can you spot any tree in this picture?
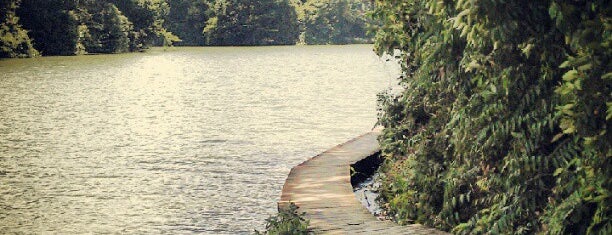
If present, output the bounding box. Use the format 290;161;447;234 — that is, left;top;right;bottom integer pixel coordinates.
298;0;373;44
0;0;36;58
17;0;79;56
203;0;299;46
164;0;210;46
106;0;177;50
79;2;132;54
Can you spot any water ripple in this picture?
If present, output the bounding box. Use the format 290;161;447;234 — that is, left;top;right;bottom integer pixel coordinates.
0;45;400;233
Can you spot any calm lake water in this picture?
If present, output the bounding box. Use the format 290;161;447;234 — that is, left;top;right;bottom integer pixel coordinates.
0;45;398;234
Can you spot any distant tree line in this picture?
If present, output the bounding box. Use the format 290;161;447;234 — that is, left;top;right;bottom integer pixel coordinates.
168;0;373;46
202;0;299;46
0;0;177;57
296;0;373;45
0;0;374;58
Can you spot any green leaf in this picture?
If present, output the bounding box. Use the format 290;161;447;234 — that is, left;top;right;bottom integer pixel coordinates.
551;133;565;143
553;168;565;176
560;103;575;115
606;102;612;120
577;63;592;71
559;60;571;68
562;70;579;81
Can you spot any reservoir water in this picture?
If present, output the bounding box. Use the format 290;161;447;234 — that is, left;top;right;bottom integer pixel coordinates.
0;45;398;234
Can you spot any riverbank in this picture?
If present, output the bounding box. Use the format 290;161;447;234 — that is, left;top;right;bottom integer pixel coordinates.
350;151;385;220
353;172;385;220
279;131;448;234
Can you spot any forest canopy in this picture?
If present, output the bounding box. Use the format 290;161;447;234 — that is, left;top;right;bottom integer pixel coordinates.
0;0;375;57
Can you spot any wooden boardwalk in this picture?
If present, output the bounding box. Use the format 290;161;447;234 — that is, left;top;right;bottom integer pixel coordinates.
279;132;448;234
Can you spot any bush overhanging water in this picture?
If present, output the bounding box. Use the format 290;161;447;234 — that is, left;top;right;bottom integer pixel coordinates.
256;203;310;235
372;0;610;234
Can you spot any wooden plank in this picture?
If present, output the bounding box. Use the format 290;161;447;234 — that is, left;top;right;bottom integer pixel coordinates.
279;132;449;234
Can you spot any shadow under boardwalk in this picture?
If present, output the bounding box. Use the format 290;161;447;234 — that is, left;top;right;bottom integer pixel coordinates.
279;132;449;234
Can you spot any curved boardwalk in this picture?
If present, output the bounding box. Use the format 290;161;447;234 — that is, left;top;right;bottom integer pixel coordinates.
279;132;448;234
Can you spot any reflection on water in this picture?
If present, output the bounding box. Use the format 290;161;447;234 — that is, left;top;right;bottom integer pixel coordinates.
0;45;399;233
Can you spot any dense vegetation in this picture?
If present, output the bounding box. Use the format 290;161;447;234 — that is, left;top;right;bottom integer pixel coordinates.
5;0;177;56
203;0;299;46
169;0;374;46
164;0;210;46
0;0;375;58
0;0;36;57
373;0;610;234
297;0;373;44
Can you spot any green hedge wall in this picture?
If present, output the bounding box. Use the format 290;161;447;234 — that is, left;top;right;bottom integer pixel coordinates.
373;0;610;234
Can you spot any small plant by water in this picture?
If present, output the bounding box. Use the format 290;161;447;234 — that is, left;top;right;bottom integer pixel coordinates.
255;203;311;235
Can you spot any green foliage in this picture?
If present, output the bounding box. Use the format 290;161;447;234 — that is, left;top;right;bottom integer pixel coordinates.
10;0;176;56
373;0;611;234
203;0;300;46
79;2;132;54
1;0;377;56
297;0;373;45
16;0;78;56
255;203;311;235
164;0;210;46
0;0;37;58
107;0;178;50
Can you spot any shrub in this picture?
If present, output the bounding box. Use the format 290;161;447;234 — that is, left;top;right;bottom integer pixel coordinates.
255;203;311;235
372;0;610;234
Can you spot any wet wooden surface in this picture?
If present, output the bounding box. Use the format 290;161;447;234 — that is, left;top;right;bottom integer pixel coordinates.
279;132;449;234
